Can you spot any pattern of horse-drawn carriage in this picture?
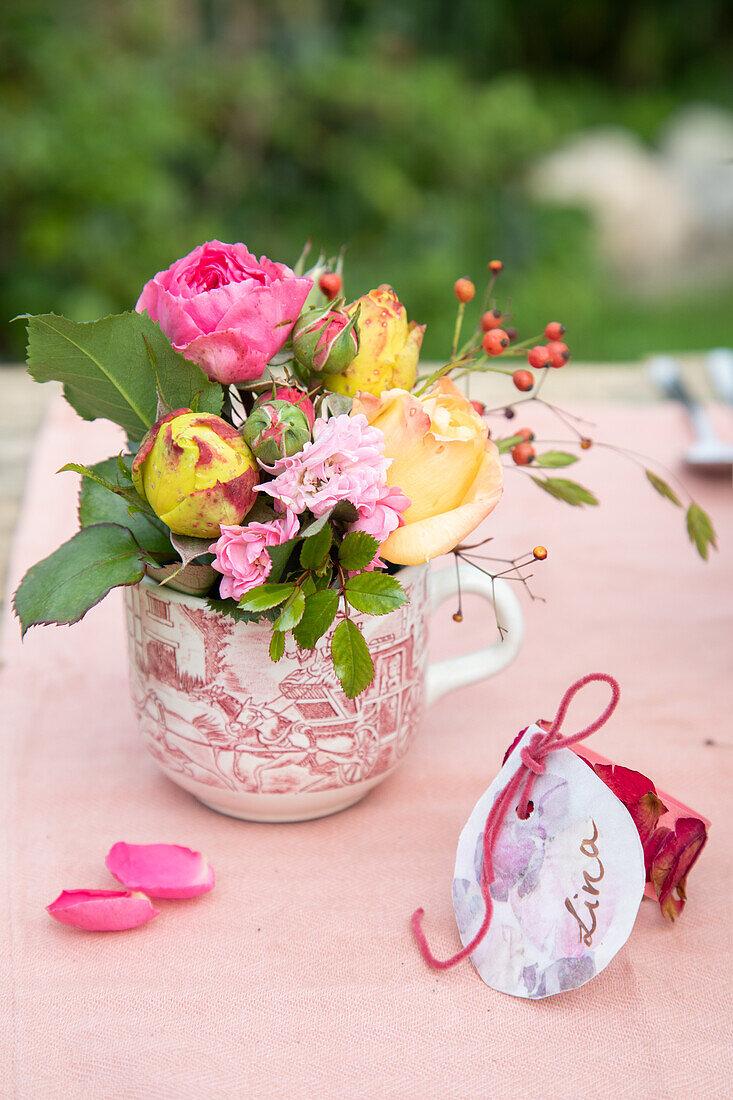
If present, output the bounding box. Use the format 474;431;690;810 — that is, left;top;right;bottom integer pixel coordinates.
125;570;429;796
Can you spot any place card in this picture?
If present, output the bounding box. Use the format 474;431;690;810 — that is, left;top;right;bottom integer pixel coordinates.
452;723;646;998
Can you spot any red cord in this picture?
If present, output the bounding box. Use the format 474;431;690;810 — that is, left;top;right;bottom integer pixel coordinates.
411;672;621;970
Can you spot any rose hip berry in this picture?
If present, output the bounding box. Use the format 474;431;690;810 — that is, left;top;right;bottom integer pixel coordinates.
470;399;486;416
546;340;570;368
527;345;551;370
544;322;565;341
488;260;504;273
581;437;593;450
517;427;534;442
454;278;475;303
533;545;548;560
511;442;535;465
505;326;518;342
512;369;534;392
482;328;510;355
480;309;503;331
318;272;342;299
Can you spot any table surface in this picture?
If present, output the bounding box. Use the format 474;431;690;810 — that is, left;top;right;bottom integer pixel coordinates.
1;395;732;1100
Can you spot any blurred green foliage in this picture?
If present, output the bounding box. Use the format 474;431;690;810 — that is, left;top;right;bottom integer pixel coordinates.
1;0;731;361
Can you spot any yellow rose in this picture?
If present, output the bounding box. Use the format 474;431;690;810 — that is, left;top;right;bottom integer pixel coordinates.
132;409;259;537
352;379;503;564
325;284;425;398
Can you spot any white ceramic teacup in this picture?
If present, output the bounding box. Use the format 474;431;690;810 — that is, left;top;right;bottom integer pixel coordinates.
124;561;523;822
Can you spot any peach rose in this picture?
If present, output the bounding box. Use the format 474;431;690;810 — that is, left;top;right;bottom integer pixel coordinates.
351;378;503;564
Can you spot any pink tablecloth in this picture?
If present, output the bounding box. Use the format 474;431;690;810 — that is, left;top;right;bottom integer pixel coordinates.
2;397;732;1099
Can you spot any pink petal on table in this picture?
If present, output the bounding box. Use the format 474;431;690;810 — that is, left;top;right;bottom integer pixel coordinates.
46;889;159;931
105;842;215;899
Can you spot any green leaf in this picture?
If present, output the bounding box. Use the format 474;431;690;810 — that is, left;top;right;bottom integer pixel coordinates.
645;469;682;507
331;619;374;699
300;523;332;570
330;500;359;524
273;589;306;632
206;598;280;625
13;523;146;636
338;531;380;572
495;434;524;454
300;511;333;538
24;311;222;439
77;457;171;556
533;451;579;468
269;631;285;662
266;538;300;583
686;503;717;560
531;477;599;507
237;583;295;612
343;572;409;615
293;589;339;649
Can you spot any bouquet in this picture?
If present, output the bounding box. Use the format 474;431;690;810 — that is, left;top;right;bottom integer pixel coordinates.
13;240;715;697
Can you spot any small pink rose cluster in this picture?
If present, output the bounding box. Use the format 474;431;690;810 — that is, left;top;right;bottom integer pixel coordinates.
46;842;214;932
209;413;410;596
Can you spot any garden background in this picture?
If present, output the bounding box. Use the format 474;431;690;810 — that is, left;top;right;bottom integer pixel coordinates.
1;0;731;363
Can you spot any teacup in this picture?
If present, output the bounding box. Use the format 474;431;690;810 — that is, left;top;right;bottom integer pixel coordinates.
124;562;523;822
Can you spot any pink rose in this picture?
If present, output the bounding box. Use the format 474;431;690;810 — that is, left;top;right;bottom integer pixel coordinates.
136;241;312;385
210;510;300;600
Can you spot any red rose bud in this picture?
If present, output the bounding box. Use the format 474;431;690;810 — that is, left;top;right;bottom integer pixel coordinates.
270;386;315;429
243;399;312;465
293;304;360;376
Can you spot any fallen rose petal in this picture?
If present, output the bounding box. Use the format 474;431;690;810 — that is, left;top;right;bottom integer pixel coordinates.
106;842;215;899
591;762;668;849
650;817;708;921
47;890;159;931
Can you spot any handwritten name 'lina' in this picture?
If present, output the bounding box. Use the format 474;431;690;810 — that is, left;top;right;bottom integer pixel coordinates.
564;820;605;947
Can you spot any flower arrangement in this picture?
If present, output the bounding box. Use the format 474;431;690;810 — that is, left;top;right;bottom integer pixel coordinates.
13;240;715;697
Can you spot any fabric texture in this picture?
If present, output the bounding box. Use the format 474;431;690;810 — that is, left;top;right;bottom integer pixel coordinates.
1;397;731;1099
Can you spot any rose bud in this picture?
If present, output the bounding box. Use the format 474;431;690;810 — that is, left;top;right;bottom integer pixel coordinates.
293;303;360;376
270;386;315;429
325;285;425;398
132;409;259;537
242;398;312;465
351;378;503;564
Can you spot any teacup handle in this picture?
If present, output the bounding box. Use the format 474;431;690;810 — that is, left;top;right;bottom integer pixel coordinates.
425;563;524;706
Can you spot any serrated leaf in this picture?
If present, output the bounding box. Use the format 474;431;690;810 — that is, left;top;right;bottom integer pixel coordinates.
77;457;171;555
343;572;409;615
237;582;295;612
331;619;374;698
330;500;359;524
269;631;285;662
533;451;579;468
293;589;339;649
266;537;300;583
338;531;380;571
531;477;599;507
300;523;332;570
273;589;306;631
24;311;222;439
13;523;146;635
645;469;682;507
495;435;524;454
206;597;280;625
686;503;717;560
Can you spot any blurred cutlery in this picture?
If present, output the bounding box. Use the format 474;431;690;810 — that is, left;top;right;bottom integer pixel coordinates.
648;354;733;472
706;347;733;406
